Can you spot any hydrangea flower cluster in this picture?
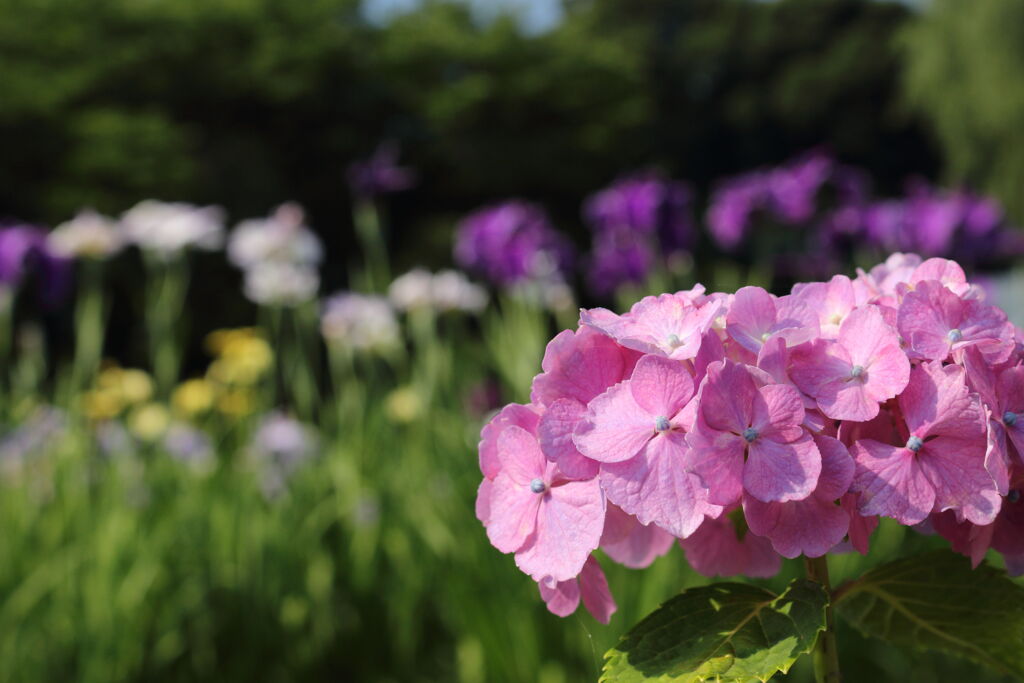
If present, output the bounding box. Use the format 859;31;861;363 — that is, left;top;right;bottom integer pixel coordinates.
476;253;1024;622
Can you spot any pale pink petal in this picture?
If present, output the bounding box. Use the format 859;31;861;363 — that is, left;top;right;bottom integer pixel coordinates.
478;403;541;479
538;576;580;618
581;294;717;359
515;477;606;582
531;327;629;406
685;417;745;507
772;295;821;347
744;431;821;503
599;505;676;569
629;354;695;417
579;556;617;624
840;306;908;388
851;439;934;526
790;339;857;416
899;362;983;439
600;431;718;538
910;258;967;292
841;493;878;555
678;514;782;578
497;425;547;485
486;472;542;552
813;434;855;500
476;478;493;524
726;286;777;353
985;417;1010;496
573;382;653;464
898;280;964;360
538;398;599;479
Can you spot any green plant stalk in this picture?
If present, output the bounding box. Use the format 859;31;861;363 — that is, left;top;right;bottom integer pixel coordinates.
145;255;189;396
353;199;390;292
71;259;105;391
805;555;841;683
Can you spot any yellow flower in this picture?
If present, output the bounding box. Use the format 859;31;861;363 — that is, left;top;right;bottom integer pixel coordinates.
204;328;273;386
172;379;216;417
128;402;171;441
119;369;154;405
81;389;124;421
385;386;424;424
216;388;254;418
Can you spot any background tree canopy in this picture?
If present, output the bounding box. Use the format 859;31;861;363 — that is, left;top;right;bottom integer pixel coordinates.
0;0;950;278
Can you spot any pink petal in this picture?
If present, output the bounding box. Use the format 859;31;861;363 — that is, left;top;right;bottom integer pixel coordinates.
486;472;542;553
579;556;617;624
910;258;966;291
899;362;983;439
600;431;718;538
538;576;580;617
726;286;777;353
538;398;599;479
479;403;541;479
744;431;821;503
514;477;605;582
497;425;547;485
839;306;909;396
697;360;757;434
685;417;745;507
813;434;855;500
600;504;676;569
918;437;1001;526
841;493;878;555
581;294;717;360
744;493;849;558
573;382;653;464
476;477;493;525
898;280;964;361
750;383;805;438
678;514;781;578
629;354;695;417
531;327;629;406
850;439;935;525
931;511;994;568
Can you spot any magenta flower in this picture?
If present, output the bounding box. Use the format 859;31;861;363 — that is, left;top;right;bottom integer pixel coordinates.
725;286;819;354
574;354;720;538
483;425;605;582
475;403;542;525
538;555;617;623
743;434;854;558
677;512;781;578
790;305;910;422
961;345;1024;494
599;503;675;569
687;360;822;506
898;279;1013;363
850;362;999;526
580;293;721;360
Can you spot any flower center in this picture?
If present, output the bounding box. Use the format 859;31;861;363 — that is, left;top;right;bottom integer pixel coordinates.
906;435;924;452
742;427;759;443
666;334;683;349
1004;411;1018;427
1009;489;1021;504
850;364;865;379
654;415;671;433
946;328;963;343
530;478;546;494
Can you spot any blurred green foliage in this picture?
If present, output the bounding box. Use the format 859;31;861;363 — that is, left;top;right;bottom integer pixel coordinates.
0;0;935;271
902;0;1024;221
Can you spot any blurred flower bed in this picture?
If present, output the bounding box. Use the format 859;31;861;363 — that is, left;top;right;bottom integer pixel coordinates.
0;146;1020;683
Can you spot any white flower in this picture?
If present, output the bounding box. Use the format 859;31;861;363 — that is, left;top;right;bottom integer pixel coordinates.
388;268;488;313
48;210;124;259
250;411;319;498
121;200;225;258
321;292;400;351
228;203;322;270
243;262;320;306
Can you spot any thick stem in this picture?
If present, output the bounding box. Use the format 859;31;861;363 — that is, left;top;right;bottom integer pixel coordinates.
805;555;841;683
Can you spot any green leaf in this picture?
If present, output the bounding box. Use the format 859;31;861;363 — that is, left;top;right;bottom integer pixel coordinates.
601;579;828;682
835;549;1024;678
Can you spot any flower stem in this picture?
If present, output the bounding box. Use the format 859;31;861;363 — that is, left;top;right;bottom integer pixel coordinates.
805;555;841;683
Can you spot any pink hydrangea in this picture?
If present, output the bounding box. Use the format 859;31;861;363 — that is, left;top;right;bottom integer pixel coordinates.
725;286;819;354
850;362;999;526
678;512;781;578
790;305;910;421
538;555;617;623
687;359;822;506
600;503;675;569
898;279;1013;363
574;354;721;537
580;293;721;360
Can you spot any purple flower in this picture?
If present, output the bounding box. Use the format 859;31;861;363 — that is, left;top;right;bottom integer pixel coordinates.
706;172;768;250
347;142;416;199
583;173;695;294
454;201;574;287
0;224;72;306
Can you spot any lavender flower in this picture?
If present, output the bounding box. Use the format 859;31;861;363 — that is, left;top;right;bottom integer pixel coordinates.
163;422;214;469
249;411;318;497
0;406;66;470
584;172;695;294
347;142;416;199
454;201;574;287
